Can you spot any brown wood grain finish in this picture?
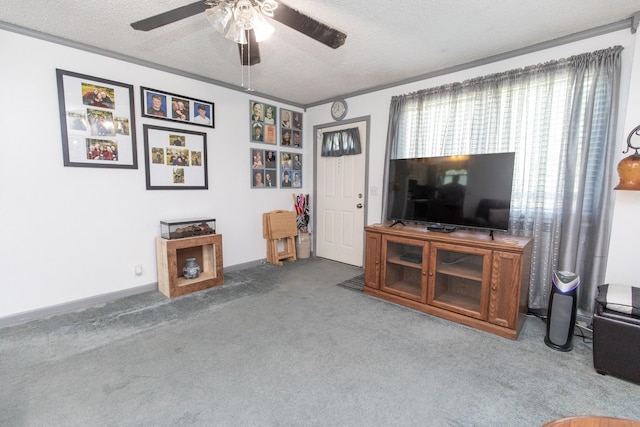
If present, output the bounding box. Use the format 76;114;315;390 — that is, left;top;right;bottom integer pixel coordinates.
542;416;640;427
262;210;297;266
364;232;381;289
156;234;224;298
428;241;492;320
364;223;532;340
489;251;522;328
380;234;429;303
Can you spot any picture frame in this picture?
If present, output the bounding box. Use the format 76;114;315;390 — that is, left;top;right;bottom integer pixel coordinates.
251;148;278;189
56;69;137;169
141;87;214;128
143;125;208;190
250;100;277;145
280;151;302;188
280;109;302;148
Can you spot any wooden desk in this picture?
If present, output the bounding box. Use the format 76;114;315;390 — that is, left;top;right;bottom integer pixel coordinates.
543;416;640;427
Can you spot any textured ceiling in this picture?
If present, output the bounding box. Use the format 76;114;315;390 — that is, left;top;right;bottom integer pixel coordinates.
0;1;638;106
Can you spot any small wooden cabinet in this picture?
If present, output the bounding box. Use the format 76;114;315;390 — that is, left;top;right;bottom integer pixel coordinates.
365;224;531;339
156;234;224;298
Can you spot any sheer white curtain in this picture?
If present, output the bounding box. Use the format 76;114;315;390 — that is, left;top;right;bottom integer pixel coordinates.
385;46;622;315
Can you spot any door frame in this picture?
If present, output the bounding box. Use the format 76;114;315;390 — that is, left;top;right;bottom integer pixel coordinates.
313;115;371;265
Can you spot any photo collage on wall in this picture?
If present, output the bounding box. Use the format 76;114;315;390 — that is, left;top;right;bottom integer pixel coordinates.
59;70;226;191
280;152;302;188
56;69;138;169
144;125;208;190
141;87;214;129
250;100;277;145
82;83;122;161
251;148;278;188
280;109;302;148
249;100;303;189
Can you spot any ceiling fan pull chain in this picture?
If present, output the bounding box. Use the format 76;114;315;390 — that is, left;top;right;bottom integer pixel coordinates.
246;29;253;91
240;41;245;88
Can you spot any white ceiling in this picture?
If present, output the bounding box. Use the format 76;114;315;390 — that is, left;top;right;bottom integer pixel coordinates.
0;1;638;106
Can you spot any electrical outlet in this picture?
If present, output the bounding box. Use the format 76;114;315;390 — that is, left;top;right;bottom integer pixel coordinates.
135;265;143;276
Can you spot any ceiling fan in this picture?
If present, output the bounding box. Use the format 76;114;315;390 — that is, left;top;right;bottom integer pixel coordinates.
131;0;347;66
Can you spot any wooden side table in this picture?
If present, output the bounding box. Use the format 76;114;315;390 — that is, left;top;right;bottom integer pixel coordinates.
262;210;297;266
155;234;223;298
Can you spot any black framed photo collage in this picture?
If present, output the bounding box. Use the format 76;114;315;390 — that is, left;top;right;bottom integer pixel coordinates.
250;100;303;189
56;69;217;192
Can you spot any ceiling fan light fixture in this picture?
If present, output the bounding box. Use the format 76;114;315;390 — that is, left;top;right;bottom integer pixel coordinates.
252;13;275;42
256;0;278;17
233;0;258;29
225;19;248;44
205;4;233;34
207;0;275;44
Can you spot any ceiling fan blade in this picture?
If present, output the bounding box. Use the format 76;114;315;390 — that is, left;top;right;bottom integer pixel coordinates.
131;1;209;31
238;30;261;66
272;2;346;49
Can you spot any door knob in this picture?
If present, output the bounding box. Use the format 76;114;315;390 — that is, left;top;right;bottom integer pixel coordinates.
356;203;363;208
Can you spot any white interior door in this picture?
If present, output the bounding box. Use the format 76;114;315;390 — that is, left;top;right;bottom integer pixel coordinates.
315;120;367;266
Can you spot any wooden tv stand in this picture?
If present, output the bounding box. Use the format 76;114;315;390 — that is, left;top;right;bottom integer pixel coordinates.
364;223;532;339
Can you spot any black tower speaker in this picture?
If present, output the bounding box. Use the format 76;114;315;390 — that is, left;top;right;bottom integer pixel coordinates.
544;271;580;351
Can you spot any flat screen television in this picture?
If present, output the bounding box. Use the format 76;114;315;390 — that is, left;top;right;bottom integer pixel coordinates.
385;152;516;232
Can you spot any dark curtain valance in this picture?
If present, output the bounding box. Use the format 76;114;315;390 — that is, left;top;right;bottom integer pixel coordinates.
321;128;362;157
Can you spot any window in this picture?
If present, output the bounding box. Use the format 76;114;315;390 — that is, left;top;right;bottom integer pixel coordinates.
386;46;622;313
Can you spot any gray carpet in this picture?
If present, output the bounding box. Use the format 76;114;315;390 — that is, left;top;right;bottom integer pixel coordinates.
1;257;639;426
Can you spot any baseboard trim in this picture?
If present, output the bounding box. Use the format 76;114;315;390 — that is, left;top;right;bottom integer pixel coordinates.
224;259;266;272
0;283;157;328
0;260;269;329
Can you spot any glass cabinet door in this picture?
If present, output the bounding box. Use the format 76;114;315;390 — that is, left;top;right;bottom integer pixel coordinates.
381;236;427;302
428;243;491;319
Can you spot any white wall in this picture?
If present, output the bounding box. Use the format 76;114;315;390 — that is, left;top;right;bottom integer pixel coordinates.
307;28;639;284
0;29;312;320
605;28;640;286
2;25;639;322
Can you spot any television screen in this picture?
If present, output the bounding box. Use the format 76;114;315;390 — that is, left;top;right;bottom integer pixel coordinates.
385;152;515;231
